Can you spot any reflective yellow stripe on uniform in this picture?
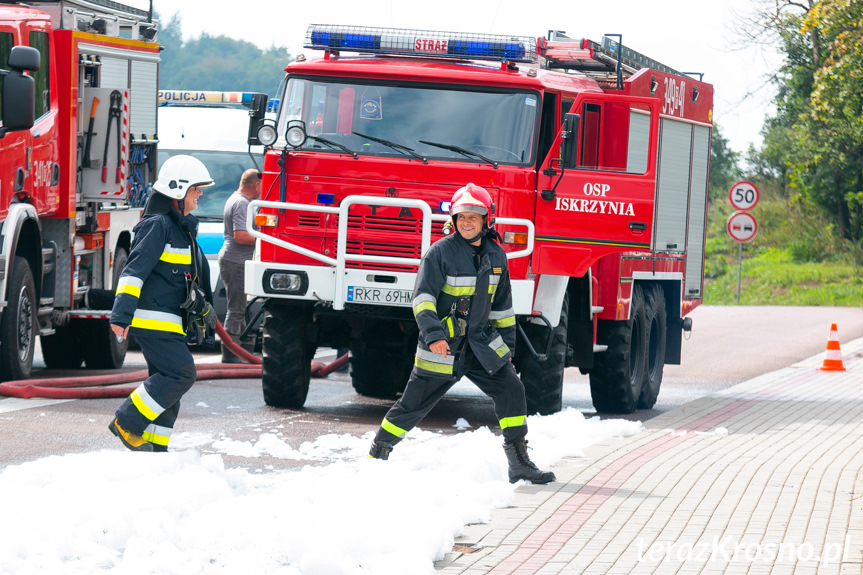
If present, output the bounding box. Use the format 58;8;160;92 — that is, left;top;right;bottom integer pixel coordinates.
380;417;408;438
141;423;172;447
160;244;192;265
130;309;186;335
115;276;144;298
412;293;437;317
441;275;476;297
499;415;526;429
414;347;455;375
130;384;166;421
444;316;454;337
489;335;511;358
489;307;516;328
489;274;501;296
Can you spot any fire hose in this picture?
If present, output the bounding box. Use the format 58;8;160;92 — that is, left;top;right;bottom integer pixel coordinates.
0;321;349;400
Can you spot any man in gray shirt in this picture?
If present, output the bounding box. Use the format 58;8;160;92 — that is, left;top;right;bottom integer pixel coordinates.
218;168;261;362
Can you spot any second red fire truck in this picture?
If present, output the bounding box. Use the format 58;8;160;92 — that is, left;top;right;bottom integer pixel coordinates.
0;0;159;382
245;25;712;414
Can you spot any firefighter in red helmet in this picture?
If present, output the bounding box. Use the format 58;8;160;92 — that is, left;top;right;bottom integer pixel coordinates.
369;183;555;484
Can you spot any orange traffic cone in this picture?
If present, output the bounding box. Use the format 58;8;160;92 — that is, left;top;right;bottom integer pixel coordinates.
819;323;846;372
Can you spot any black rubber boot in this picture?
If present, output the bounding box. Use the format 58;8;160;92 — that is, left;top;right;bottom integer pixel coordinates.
368;441;393;460
503;439;556;484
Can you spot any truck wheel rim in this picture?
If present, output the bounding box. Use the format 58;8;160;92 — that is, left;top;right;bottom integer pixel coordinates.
16;285;33;361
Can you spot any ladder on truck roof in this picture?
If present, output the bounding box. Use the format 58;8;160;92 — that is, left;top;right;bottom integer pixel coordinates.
539;31;685;88
23;0;157;40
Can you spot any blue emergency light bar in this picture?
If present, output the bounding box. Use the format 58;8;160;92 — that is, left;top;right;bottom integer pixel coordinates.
305;24;538;63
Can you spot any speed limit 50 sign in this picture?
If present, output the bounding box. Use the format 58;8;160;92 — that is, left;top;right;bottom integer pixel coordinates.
729;180;759;211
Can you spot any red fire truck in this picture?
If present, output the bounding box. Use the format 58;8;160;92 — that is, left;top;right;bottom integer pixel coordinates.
245;25;712;414
0;0;159;381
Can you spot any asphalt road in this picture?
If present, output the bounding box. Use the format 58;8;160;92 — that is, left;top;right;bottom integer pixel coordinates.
2;305;862;469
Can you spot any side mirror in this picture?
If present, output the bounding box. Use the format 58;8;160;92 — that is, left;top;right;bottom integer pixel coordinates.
247;92;269;146
560;113;580;170
1;47;41;135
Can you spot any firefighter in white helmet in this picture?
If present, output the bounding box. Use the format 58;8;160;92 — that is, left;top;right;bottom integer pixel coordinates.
369;183;555;484
108;155;216;452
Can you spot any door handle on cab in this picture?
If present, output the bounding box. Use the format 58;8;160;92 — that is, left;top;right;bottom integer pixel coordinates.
629;221;647;231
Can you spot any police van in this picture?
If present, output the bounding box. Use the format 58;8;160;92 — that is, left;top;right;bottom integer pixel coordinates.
157;90;267;324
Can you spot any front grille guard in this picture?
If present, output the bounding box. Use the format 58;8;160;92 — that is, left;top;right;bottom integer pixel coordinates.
247;195;534;310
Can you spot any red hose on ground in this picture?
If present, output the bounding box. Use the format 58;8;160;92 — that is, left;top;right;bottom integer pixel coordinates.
0;321;348;400
311;353;349;378
216;321;261;365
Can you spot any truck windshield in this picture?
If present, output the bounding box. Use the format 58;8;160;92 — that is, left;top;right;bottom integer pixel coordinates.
279;77;539;166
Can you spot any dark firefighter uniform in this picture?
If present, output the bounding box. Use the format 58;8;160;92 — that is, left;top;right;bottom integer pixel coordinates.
373;231;526;447
110;194;212;450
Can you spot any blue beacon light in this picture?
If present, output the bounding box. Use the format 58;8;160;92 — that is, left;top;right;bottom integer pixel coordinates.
305;25;537;64
317;193;336;205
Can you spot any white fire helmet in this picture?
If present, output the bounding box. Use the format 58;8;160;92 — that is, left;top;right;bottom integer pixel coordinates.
152;155;214;200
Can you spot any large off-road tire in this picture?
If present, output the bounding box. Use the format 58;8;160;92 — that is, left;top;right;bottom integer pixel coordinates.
638;284;667;409
0;257;37;382
350;321;415;399
40;324;84;369
514;292;569;415
79;318;128;369
261;301;314;408
589;283;648;414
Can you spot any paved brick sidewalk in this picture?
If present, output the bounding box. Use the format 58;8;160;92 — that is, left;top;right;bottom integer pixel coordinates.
437;339;863;574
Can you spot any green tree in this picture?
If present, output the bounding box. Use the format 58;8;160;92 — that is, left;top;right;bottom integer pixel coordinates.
804;0;863;241
751;0;863;241
156;13;290;96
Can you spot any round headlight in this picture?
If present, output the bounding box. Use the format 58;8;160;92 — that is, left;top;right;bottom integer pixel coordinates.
286;124;307;148
257;124;278;147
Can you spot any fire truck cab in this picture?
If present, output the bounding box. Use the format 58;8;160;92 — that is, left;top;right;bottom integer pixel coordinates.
246;25;712;414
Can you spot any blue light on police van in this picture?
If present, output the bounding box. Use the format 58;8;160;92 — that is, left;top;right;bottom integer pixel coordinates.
440;201;452;213
317;193;336;205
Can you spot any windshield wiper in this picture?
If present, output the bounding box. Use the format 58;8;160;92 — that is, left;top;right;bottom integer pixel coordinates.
352;131;427;164
418;140;498;169
307;135;358;159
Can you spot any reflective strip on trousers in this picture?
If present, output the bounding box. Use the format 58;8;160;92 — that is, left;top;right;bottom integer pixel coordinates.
489;335;510;358
115;275;144;298
499;415;526;430
414;347;455;375
160;244;192;265
130;384;166;421
142;423;172;446
130;309;186;335
380;417;408;439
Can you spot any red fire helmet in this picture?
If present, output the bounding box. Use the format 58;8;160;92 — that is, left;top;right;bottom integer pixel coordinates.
450;183;494;225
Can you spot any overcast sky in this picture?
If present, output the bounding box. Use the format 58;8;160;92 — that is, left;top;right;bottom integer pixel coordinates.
150;0;781;155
